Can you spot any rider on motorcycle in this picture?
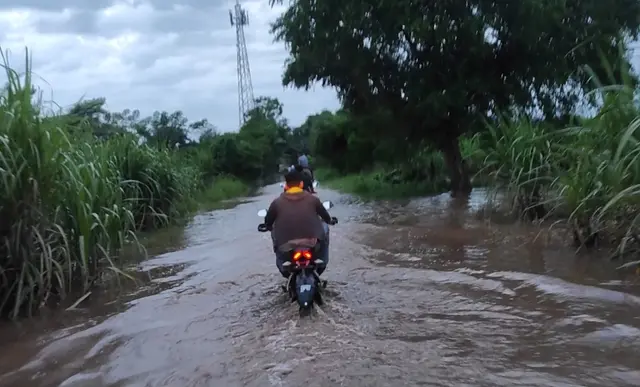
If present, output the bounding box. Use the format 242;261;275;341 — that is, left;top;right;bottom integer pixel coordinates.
297;152;314;181
264;170;335;278
294;164;315;193
297;152;309;168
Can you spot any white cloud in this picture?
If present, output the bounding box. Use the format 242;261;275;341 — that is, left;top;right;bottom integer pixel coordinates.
5;0;633;134
0;0;341;132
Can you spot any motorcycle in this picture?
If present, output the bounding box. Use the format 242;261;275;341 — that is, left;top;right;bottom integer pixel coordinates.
257;200;337;317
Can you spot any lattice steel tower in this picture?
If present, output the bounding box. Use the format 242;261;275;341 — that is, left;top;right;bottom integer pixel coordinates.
229;0;255;128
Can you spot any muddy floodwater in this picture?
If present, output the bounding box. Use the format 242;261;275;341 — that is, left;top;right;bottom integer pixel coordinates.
1;185;639;387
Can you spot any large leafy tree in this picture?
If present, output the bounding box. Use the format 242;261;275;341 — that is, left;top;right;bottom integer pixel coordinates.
137;110;190;148
199;96;291;181
238;96;291;178
66;98;125;138
270;0;640;196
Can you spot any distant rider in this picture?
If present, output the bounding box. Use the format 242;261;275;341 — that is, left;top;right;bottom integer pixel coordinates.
264;170;335;278
297;151;314;181
297;152;309;168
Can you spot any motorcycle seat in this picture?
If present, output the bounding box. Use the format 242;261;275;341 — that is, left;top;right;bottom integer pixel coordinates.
278;238;318;252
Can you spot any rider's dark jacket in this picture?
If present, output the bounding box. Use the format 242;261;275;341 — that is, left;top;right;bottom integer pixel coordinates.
302;174;314;192
264;190;332;248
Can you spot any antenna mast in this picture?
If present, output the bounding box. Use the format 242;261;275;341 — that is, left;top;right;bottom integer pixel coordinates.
229;0;255;129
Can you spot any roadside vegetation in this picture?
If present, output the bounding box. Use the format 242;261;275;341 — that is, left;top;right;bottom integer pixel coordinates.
3;0;640;318
0;50;298;318
271;0;640;268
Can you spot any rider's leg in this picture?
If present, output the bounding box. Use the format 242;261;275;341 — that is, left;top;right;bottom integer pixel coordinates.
272;231;290;278
323;222;330;246
316;223;330;275
275;251;290;278
271;230;277;252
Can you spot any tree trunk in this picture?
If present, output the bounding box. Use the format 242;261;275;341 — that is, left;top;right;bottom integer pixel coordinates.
440;136;472;198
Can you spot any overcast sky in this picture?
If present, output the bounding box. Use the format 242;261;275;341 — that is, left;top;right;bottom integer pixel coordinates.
2;1;639;133
0;0;341;132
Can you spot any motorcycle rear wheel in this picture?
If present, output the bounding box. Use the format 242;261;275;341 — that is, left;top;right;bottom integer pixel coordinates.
299;305;312;317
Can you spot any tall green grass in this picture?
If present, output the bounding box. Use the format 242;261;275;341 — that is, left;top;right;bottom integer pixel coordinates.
316;167;448;199
0;49;202;318
107;135;202;229
480;57;640;266
196;175;251;210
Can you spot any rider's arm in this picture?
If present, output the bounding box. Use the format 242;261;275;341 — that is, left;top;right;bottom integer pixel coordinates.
314;198;333;224
264;201;278;229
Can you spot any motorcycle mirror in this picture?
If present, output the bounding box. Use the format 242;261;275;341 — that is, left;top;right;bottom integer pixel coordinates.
257;209;267;217
312;181;318;188
322;201;333;210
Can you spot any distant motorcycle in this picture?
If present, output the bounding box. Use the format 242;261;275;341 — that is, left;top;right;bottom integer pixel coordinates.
256;200;337;317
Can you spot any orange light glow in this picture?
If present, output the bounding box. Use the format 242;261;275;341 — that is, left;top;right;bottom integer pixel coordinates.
292;250;312;261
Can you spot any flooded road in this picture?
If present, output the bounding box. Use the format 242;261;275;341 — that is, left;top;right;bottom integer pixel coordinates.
1;184;639;387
